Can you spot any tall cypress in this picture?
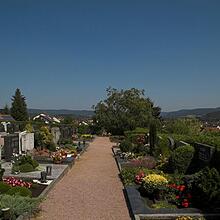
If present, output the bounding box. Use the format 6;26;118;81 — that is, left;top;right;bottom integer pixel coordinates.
11;88;29;121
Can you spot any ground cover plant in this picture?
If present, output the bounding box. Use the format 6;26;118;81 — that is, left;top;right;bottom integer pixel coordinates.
12;155;39;173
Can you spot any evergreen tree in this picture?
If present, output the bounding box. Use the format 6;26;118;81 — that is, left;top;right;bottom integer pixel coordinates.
10;88;29;121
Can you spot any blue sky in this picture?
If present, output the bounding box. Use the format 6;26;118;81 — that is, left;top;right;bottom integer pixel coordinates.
0;0;219;111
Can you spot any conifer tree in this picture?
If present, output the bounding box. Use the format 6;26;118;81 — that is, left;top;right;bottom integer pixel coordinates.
11;88;29;121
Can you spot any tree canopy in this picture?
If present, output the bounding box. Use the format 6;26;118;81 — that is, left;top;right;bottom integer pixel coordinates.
10;88;29;121
93;87;161;135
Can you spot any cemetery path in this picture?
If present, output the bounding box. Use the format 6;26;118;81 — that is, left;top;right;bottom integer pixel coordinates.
33;137;131;220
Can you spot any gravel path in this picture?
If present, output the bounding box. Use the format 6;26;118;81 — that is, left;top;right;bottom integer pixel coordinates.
33;137;131;220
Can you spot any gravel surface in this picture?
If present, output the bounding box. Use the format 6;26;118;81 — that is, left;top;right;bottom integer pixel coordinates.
33;137;131;220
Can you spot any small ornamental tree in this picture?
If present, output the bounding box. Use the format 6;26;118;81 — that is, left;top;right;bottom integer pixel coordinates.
10;89;29;121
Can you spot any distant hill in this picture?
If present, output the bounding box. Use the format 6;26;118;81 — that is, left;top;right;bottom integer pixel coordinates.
28;109;94;118
162;107;220;118
202;111;220;120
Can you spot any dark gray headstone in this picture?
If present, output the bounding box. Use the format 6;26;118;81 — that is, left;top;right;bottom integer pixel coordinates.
3;134;19;161
195;142;215;162
40;171;47;183
46;166;52;176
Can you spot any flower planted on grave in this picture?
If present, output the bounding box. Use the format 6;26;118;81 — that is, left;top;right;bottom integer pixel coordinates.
142;174;168;200
167;183;192;208
3;176;32;188
51;149;67;163
135;171;145;185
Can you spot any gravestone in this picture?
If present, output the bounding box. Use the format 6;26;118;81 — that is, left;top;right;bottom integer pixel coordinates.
60;126;75;140
3;134;19;161
40;171;47;183
46;165;52;176
195;142;215;162
51;127;61;144
189;142;216;173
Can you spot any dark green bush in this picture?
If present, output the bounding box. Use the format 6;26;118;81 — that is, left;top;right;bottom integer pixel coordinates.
119;139;133;152
157;134;171;157
0;182;12;193
48;141;57;152
19;163;34;173
192;167;220;208
170;145;195;174
210;149;220;173
11;165;20;174
31;160;39;169
6;186;32;197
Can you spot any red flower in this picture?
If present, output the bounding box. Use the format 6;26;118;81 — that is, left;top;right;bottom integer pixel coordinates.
180;185;185;191
182;202;189;208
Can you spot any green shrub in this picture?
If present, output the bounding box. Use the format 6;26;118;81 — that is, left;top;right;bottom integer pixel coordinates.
157;134;171;157
119;139;133;152
11;165;20;174
0;194;41;219
192;167;220;208
0;182;12;193
170;145;195;174
6;186;32;197
48;141;57;152
19;163;34;173
31;160;39;169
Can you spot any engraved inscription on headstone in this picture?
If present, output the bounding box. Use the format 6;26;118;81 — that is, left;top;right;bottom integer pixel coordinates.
195;142;215;162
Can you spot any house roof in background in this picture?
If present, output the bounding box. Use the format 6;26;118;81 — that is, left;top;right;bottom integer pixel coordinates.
0;114;15;122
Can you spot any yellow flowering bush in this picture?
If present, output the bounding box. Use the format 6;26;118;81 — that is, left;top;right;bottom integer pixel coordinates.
142;174;168;193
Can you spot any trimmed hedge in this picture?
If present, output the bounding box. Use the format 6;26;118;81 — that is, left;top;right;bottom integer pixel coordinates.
170;145;195;174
